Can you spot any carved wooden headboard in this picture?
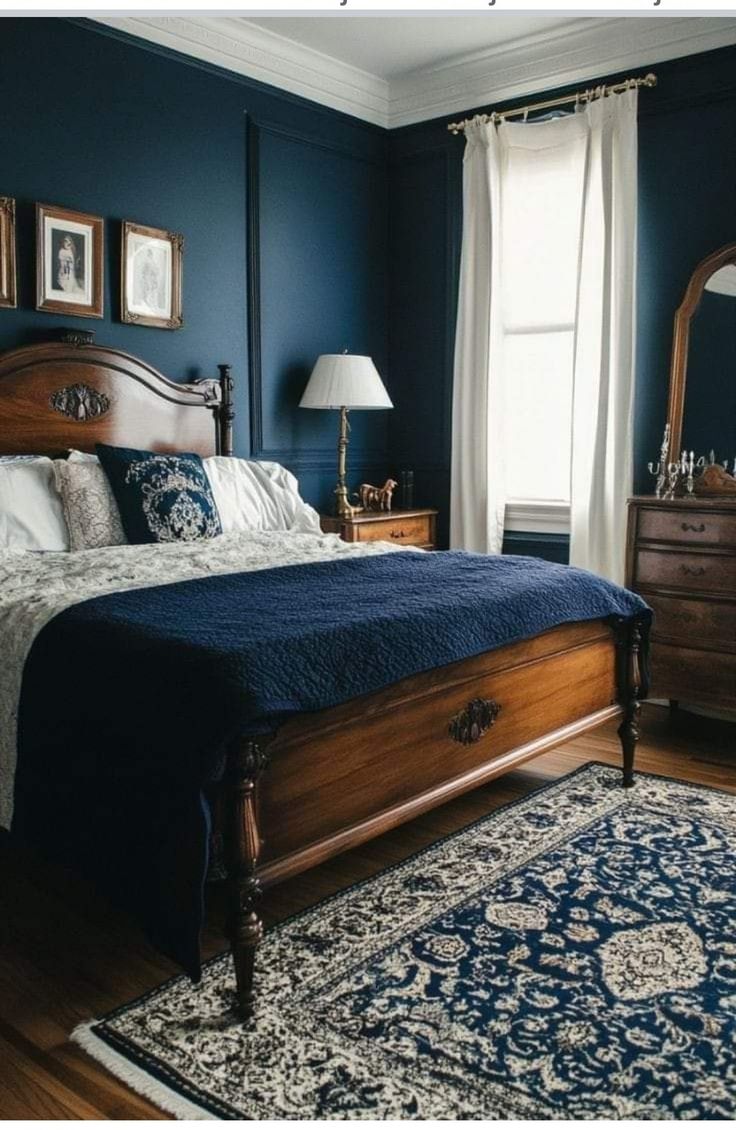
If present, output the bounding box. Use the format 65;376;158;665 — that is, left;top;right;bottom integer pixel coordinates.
0;339;234;458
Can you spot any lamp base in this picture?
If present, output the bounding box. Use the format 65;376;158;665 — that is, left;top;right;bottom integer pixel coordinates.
335;487;365;518
334;405;360;519
335;484;356;519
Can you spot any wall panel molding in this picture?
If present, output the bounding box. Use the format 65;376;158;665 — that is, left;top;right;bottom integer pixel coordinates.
247;116;388;473
248;116;385;167
246;115;263;461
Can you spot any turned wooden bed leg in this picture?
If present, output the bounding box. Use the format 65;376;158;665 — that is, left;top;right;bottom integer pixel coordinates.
228;739;269;1020
617;620;643;788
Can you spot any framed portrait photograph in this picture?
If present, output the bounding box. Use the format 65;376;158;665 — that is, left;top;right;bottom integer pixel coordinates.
36;203;104;318
121;221;183;329
0;196;17;309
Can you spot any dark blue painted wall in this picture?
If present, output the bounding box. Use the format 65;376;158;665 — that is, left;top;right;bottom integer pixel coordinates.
3;21;735;541
388;44;736;556
0;18;389;512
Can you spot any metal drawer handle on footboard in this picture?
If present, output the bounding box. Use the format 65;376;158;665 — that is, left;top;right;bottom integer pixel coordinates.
448;698;501;745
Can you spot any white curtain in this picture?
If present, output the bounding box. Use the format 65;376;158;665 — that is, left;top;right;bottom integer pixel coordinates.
450;89;638;583
569;90;638;584
450;120;505;554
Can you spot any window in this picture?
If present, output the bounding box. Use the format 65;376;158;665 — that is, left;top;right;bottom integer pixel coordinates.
499;123;587;532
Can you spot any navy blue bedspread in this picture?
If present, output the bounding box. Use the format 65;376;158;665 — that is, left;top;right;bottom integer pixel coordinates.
14;551;650;976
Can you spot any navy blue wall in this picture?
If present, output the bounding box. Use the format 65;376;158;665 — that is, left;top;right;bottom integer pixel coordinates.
3;21;735;537
388;44;736;555
0;18;389;511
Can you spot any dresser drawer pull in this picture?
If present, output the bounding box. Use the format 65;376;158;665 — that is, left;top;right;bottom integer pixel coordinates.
681;522;706;533
449;698;501;744
390;528;408;539
680;564;706;577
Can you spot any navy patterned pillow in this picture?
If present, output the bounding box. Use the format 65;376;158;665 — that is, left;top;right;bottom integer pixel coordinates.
96;444;222;545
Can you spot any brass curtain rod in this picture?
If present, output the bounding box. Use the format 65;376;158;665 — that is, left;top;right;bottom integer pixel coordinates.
447;72;657;135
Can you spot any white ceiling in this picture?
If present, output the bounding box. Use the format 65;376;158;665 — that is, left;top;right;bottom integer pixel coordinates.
245;15;578;81
95;15;736;128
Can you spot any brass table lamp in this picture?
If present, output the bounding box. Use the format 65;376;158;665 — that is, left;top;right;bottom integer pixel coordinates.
299;352;393;518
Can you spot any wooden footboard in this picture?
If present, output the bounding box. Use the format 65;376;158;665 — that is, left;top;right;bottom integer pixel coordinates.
227;616;644;1018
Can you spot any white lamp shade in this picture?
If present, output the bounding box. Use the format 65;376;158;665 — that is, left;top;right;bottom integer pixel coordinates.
299;354;393;410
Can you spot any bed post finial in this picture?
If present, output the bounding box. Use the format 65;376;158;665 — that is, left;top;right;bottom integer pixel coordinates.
217;363;234;457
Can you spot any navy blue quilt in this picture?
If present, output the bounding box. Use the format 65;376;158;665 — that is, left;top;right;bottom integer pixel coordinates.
13;551;650;977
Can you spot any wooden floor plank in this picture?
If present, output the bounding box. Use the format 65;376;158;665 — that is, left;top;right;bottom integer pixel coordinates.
1;704;734;1119
0;1029;103;1120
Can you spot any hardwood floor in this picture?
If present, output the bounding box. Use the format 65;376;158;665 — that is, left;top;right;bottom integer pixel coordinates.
1;704;734;1119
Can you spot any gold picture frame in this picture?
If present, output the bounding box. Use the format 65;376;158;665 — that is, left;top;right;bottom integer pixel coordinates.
121;220;183;330
0;197;17;309
36;202;104;319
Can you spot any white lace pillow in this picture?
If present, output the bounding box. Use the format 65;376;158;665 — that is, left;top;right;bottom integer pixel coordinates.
54;460;127;551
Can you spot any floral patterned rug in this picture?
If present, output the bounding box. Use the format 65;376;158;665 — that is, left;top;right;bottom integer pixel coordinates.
72;762;736;1119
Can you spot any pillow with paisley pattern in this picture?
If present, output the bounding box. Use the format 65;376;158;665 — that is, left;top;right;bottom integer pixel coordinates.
96;444;222;545
54;459;127;551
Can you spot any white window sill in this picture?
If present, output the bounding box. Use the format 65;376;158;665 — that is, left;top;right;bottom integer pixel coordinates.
504;501;570;535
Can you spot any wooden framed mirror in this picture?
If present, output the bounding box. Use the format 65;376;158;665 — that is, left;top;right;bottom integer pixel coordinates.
666;241;736;495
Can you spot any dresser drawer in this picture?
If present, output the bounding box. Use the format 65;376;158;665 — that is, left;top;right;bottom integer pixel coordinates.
638;506;736;548
647;592;736;650
650;641;736;709
636;548;736;595
356;514;432;546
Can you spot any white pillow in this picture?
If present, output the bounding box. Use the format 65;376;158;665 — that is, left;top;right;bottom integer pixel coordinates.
204;458;322;534
67;449;98;464
0;457;70;551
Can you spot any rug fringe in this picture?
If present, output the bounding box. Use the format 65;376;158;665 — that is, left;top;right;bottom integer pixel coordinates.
71;1022;217;1120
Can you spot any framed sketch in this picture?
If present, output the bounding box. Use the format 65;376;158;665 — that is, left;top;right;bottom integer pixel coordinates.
121;221;183;329
36;203;104;319
0;196;17;309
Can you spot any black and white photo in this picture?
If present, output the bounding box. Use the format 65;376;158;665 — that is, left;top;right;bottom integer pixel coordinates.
121;221;183;329
36;203;103;318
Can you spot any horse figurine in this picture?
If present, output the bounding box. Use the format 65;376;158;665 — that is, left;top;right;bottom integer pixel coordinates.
357;479;398;512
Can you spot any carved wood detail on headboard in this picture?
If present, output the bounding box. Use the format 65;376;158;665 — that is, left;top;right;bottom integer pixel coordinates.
0;342;233;458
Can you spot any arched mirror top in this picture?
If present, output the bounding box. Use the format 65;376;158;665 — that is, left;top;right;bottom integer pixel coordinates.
667;241;736;468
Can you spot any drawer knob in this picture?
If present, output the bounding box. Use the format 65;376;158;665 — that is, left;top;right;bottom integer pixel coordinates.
681;522;706;533
390;529;408;539
449;697;501;745
680;564;706;577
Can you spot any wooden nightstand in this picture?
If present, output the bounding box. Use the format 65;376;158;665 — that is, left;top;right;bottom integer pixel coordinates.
321;508;437;550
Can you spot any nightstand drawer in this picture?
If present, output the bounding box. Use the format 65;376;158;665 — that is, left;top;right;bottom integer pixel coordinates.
638;507;736;548
321;508;437;549
636;548;736;594
356;514;432;546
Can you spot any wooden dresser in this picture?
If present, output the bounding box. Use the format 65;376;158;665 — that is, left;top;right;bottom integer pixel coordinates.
321;508;437;550
626;496;736;711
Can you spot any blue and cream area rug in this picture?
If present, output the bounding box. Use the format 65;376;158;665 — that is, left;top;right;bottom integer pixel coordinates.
72;763;736;1120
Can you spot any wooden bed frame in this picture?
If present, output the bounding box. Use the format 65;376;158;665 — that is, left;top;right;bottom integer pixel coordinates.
0;338;644;1020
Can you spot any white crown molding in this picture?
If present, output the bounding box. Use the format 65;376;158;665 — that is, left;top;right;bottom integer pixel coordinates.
93;15;390;127
92;15;736;132
390;16;736;127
